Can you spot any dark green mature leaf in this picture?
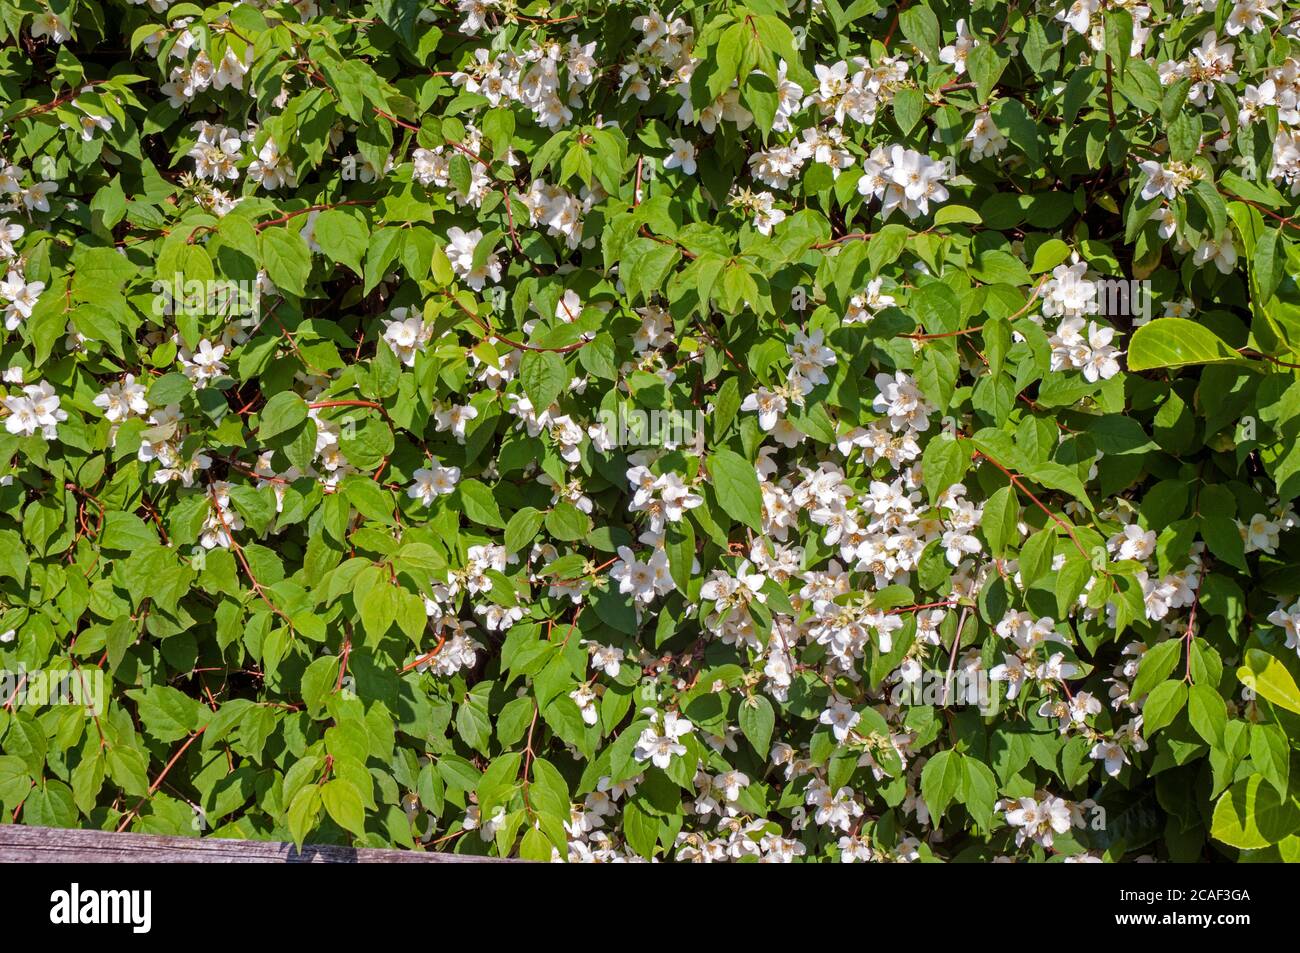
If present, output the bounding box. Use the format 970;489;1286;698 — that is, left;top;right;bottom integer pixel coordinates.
708;448;763;532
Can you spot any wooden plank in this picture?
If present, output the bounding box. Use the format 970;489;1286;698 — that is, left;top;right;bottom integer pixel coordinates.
0;825;508;863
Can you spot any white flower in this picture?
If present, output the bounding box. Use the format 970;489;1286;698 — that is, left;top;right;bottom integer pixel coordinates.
1225;0;1279;36
93;375;149;423
1048;316;1122;382
189;122;244;181
1242;512;1281;555
740;386;788;431
1090;739;1130;777
434;402;479;443
555;289;582;323
818;699;861;742
30;13;71;43
408;462;461;505
382;307;433;367
200;483;243;549
748;190;786;235
18;181;58;213
878;145;950;220
444;226;501;290
873;370;935;431
1193;229;1238;274
571;685;599;725
611;545;658;603
248;138;296;190
846;278;896;324
1057;0;1100;37
989;654;1027;700
1041;260;1097;319
588;643;624;678
1002;794;1074;848
182;339;227;384
4;380;66;441
213;48;250;90
965;112;1007;160
1081;322;1122;382
633;710;693;768
0;271;44;330
663;137;697;175
0;218;24;260
75;104;113;142
1267;599;1300;654
939;19;979;74
1138;161;1180;202
1111;524;1156;562
788;327;837;393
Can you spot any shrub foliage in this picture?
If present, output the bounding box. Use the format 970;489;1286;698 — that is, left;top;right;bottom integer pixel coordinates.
1;0;1300;861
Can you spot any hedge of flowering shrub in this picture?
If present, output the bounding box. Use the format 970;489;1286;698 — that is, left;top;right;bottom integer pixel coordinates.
4;0;1300;864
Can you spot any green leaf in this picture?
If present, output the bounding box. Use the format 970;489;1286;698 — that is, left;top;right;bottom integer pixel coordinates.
708;448;763;532
72;750;106;810
288;786;321;848
920;748;963;823
312;209;368;276
666;519;695;596
457;687;493;755
1187;682;1227;746
1250;723;1290;798
1211;775;1300;849
342;474;395;525
519;350;568;415
981;485;1019;556
1167;110;1200;164
623;800;659;859
738;694;775;756
100;512;158;551
106;746;150;798
545;502;590;542
301;655;340;717
105;617;136;674
1238;649;1300;715
983;316;1012;378
1127;318;1244;371
0;756;31;811
258;391;309;442
504;506;545;554
519;826;552;860
911;281;962;335
1141;679;1187;737
868;224;908;275
321;778;367;837
360;582;398;643
147;372;192;406
898;4;941;62
259;226;313;297
1131;638;1183;700
921;433;970;504
991;99;1040;164
967;44;1006;103
892;87;923;135
1017;526;1055;588
960;754;999;831
128;686;200;743
621;238;680;303
1029;239;1071;273
457;478;506;528
712;377;741;438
